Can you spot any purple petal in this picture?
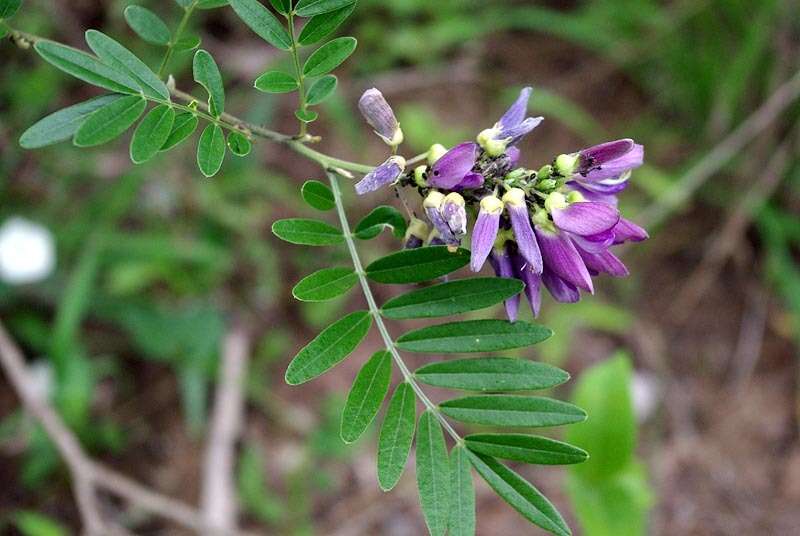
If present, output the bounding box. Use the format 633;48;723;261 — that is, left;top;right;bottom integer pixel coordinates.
551;201;620;237
358;88;399;142
578;139;634;171
534;226;594;293
577;247;629;277
441;194;467;240
454;172;485;190
512;251;542;317
506;146;521;167
504;193;542;273
569;229;615;253
425;205;457;244
613;217;649;244
470;209;501;272
580;144;644;182
542;268;581;303
429;142;478;189
566;183;619;207
499;116;544;145
354;159;403;195
489;246;520;322
498;87;532;130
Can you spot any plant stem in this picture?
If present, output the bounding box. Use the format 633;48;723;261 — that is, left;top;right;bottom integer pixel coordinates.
327;171;462;443
287;10;308;137
158;0;196;78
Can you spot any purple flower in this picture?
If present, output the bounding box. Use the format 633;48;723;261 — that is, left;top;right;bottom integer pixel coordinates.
489;244;520;322
441;192;467;241
470;195;504;272
354;156;406;195
478;87;544;156
502;188;542;273
455;172;485;190
550;200;620;237
358;88;403;147
572;139;644;193
576;246;629;277
534;225;593;293
506;146;521;167
613;217;649;244
423;191;455;244
428;142;479;189
512;250;542;318
404;217;429;249
541;267;580;303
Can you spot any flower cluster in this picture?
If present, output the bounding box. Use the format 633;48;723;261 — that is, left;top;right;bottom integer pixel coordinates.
355;87;647;319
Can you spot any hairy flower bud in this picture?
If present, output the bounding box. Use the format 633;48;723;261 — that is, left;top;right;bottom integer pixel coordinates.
358;88;403;147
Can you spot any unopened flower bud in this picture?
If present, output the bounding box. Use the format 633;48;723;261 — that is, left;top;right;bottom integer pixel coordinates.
358;88;403;147
441;192;467;239
566;190;585;203
427;144;448;165
354;155;406;195
555;153;579;176
538;164;552;179
544;191;568;213
404;217;429;249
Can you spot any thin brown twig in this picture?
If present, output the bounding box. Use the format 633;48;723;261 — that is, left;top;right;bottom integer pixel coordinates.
0;319;258;536
202;319;253;532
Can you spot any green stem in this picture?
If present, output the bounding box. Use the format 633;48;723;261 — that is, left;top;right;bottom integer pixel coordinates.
327;171;462;443
287;10;308;137
158;1;196;78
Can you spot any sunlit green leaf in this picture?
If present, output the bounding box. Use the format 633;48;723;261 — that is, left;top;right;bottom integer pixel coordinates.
160;112;198;151
0;0;22;20
13;510;68;536
467;451;571;536
449;445;476;536
229;0;293;50
292;267;357;302
301;180;335;211
85;30;170;100
227;131;252;156
254;70;298;93
174;34;202;51
302;36;357;77
34;41;141;94
365;246;469;284
124;5;171;45
396;319;552;354
440;395;587;427
295;108;318;123
193;49;225;117
73;95;146;147
382;278;524;319
354;205;406;240
416;411;451;536
196;123;226;177
295;0;355;17
130;104;175;163
340;350;391;443
272;218;343;246
298;3;356;46
285;311;372;385
465;434;588;465
377;382;416;491
306;74;338;105
20;95;123;149
414;357;569;392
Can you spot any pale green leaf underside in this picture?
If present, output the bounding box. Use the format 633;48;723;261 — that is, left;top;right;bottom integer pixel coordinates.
20;95;123;149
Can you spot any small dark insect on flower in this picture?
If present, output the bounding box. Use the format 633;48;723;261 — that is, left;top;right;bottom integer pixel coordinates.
355;86;648;318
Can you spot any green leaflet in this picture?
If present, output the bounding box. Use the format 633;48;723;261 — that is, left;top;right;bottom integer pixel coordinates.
34;40;141;95
294;109;319;123
284;311;372;385
123;5;171;45
381;278;524;319
416;411;451;536
229;0;293;50
295;0;356;17
301;180;335;211
198;0;230;7
365;246;470;284
227;131;252;156
340;350;392;443
196;124;226;177
298;3;356;46
414;357;569;392
0;0;22;19
292;267;357;302
20;95;123;149
73;95;146;147
306;75;338;105
268;0;290;14
161;112;199;152
193;50;225;117
465;434;588;465
272;218;343;246
84;30;170;100
439;395;587;428
449;445;476;536
396;319;552;353
130;104;175;164
303;36;357;77
467;451;571;536
377;382;416;491
254;70;299;94
354;205;407;240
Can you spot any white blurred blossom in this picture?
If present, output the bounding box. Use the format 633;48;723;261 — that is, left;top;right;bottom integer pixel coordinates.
632;372;660;423
28;360;54;402
0;217;56;285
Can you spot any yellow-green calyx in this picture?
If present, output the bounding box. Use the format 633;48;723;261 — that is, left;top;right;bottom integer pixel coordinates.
423;190;446;209
414;165;428;187
443;191;466;207
480;195;505;215
405;217;429;240
555;153;579;176
501;187;526;208
566;190;585;203
477;127;509;157
426;143;448;165
379;126;405;148
544;191;568;212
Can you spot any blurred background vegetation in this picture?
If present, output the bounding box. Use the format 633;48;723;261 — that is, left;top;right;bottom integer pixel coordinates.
1;0;799;534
